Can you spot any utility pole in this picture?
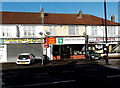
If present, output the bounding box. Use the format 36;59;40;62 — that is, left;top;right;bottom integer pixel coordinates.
104;0;109;64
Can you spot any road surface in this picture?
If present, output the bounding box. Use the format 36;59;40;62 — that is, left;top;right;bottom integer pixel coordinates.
1;60;120;88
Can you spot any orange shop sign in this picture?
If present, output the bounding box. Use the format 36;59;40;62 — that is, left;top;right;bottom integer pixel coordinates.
47;38;56;44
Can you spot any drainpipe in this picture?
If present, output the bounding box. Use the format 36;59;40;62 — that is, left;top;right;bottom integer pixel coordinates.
16;25;20;37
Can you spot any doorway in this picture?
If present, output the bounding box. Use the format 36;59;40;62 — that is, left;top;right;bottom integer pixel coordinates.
61;45;70;59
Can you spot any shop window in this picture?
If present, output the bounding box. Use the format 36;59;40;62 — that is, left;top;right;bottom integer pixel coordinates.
72;45;84;55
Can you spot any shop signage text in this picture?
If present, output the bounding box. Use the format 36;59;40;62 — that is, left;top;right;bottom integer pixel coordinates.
47;37;85;44
57;37;85;44
96;38;116;41
89;38;119;42
4;39;43;43
47;38;56;44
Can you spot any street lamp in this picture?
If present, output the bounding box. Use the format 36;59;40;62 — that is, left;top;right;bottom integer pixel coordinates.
39;31;50;65
104;0;109;64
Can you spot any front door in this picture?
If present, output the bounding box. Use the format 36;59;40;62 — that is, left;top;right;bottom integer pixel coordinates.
61;45;70;59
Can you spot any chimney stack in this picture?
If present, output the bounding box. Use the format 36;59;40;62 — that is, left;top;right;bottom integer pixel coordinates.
111;15;115;22
41;9;44;24
78;10;83;18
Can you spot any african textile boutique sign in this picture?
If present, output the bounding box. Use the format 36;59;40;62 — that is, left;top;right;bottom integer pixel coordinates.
46;37;85;45
56;37;85;44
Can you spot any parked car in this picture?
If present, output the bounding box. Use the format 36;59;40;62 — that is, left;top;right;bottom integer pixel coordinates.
16;53;36;65
87;50;100;61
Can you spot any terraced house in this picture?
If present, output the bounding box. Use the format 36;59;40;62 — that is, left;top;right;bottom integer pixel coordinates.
0;9;120;62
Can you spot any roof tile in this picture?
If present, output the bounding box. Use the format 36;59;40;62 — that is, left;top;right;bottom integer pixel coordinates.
1;11;119;25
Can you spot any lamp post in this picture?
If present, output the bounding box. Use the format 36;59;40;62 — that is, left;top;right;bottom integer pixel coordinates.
39;31;50;65
104;0;109;64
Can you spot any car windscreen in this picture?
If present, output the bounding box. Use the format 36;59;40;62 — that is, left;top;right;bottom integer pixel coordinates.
18;55;29;59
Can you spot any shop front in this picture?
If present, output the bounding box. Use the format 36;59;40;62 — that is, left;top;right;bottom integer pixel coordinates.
0;38;43;62
46;37;87;60
88;37;120;53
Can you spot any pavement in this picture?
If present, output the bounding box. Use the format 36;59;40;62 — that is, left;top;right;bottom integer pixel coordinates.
97;59;120;69
0;59;96;71
0;59;120;71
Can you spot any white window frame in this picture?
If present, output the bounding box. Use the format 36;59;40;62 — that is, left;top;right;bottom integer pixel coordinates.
91;26;97;36
23;26;35;37
69;26;75;35
107;26;116;36
75;26;79;35
49;26;56;36
2;26;11;37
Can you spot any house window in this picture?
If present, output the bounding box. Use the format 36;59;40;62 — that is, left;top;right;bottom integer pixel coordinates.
23;26;35;36
49;26;56;35
91;26;97;36
69;26;75;35
118;26;120;34
108;26;116;36
2;26;11;37
75;26;79;35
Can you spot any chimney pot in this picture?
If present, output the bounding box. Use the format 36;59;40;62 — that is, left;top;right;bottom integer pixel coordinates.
40;9;44;24
41;9;44;18
111;15;115;22
78;10;83;18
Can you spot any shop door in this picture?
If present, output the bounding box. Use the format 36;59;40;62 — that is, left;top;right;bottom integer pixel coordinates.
61;45;70;59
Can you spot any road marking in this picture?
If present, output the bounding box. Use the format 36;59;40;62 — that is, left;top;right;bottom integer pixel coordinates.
5;80;76;88
40;73;48;75
62;70;75;73
33;73;48;75
107;75;120;78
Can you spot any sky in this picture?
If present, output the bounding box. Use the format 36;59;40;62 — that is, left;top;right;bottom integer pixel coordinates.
0;1;119;22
